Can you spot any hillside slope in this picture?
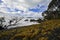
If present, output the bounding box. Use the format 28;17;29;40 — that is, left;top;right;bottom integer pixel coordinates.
0;19;60;40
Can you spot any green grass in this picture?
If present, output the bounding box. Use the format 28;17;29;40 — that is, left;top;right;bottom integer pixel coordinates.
0;19;60;40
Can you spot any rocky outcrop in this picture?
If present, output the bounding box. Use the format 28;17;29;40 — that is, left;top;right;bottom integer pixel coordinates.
42;0;60;20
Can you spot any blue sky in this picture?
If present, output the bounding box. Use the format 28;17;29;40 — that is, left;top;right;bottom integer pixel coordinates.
0;0;3;4
0;0;2;2
29;5;48;12
0;0;52;17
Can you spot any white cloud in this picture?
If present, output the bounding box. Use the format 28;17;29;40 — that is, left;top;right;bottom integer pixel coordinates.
1;0;51;11
2;0;27;11
0;0;52;17
20;11;43;18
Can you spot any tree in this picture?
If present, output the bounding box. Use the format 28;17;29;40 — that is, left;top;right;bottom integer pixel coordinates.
42;0;60;20
0;17;5;30
0;16;22;30
37;18;43;23
42;11;53;20
6;17;22;28
8;17;20;26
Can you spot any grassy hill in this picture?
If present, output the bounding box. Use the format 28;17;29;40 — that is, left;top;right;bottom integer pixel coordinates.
0;19;60;40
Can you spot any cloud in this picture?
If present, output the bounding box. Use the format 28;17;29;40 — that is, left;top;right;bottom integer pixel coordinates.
1;0;51;11
0;0;52;17
18;11;43;18
1;0;41;11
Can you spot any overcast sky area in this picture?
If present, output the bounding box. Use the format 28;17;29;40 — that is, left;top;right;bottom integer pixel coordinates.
0;0;52;17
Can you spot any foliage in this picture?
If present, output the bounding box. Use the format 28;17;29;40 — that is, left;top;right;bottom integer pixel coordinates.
0;17;21;30
30;18;43;23
37;18;43;23
0;19;60;40
42;0;60;20
0;17;5;30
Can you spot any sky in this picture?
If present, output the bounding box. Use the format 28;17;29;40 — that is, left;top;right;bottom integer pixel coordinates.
0;0;52;17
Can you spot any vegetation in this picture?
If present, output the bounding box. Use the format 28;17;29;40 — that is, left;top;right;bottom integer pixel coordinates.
0;19;60;40
0;0;60;40
0;17;5;30
0;17;21;30
37;18;43;23
30;18;43;23
42;0;60;20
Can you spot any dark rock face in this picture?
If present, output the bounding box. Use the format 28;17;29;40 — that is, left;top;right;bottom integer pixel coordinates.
42;0;60;20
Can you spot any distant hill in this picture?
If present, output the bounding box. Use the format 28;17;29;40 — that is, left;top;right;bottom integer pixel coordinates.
0;19;60;40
